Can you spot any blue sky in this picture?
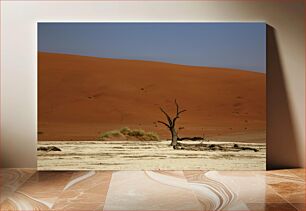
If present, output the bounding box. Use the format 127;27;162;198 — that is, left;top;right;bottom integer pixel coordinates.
38;23;266;73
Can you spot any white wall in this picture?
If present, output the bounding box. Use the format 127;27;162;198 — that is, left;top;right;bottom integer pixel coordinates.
1;1;304;168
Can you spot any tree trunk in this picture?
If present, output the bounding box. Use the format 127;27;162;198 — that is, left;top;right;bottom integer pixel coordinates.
170;127;178;148
158;100;186;150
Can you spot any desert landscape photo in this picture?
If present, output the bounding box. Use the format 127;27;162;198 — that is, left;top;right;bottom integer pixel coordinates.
37;23;266;170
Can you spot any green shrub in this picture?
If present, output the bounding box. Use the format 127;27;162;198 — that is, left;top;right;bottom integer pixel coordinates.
98;130;123;141
98;127;160;141
127;129;145;137
144;132;160;141
120;127;131;135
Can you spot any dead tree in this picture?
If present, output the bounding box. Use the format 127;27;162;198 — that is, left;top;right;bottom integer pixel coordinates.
158;99;186;149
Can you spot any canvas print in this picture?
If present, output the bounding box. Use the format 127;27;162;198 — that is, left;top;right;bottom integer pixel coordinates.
37;23;266;170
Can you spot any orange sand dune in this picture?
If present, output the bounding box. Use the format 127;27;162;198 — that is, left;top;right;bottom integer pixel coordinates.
38;52;266;142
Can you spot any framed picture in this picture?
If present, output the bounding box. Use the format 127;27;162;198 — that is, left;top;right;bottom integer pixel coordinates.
37;22;266;170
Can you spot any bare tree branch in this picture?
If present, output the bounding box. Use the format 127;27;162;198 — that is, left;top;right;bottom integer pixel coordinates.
172;99;187;124
175;99;179;115
173;112;186;125
160;107;173;126
174;99;186;116
157;120;170;128
158;99;187;148
177;109;187;115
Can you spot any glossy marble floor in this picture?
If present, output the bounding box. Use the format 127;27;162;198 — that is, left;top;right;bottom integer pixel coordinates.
0;169;304;211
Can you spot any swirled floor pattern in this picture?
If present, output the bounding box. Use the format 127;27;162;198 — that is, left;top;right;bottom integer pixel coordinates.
0;169;304;210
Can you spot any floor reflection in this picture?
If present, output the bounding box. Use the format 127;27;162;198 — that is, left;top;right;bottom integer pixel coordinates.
0;169;304;210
